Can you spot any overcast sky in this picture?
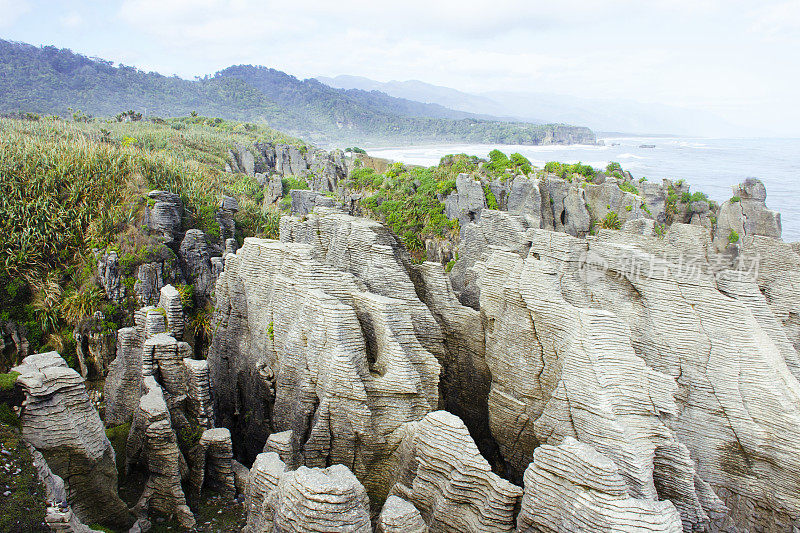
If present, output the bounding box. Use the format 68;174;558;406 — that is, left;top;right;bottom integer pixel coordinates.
2;0;799;136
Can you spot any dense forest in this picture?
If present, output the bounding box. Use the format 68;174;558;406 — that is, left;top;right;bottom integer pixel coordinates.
0;39;595;146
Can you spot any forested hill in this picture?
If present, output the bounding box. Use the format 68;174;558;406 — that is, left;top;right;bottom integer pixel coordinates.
0;39;596;146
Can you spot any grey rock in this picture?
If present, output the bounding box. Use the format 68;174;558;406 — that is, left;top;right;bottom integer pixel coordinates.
179;230;213;299
207;237;439;500
96;250;123;302
188;428;236;501
271;464;371;533
387;411;522;533
506;175;543;227
517;437;683;532
714;178;781;249
127;376;194;529
104;327;143;427
376;495;426;533
244;452;286;533
266;174;283;204
539;177;591;236
216;196;238;241
444;173;486;231
13;352;133;529
146;191;183;243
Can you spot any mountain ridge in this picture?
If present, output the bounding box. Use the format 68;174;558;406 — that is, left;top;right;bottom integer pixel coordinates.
0;39;595;147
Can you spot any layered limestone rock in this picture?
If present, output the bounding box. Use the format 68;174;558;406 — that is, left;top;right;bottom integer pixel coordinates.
387;411;522;533
96;250;123;302
738;235;800;356
263;430;295;467
448;208;536;309
539;177;591;236
290;189;337;216
714;178;781;248
157;284;184;338
271;464;372;533
516;437;683;532
217;195;239;240
184;357;215;429
188;428;237;501
280;209;499;461
145;190;183;243
266;174;283;205
244;452;287;532
13;352;132;529
142;333;190;415
376;495;426;533
127;376;195;529
249;142;348;192
103;326;143;426
208;236;439;501
583;179;647;226
133;245;181;306
179;229;215;299
444;173;486;230
471;221;800;531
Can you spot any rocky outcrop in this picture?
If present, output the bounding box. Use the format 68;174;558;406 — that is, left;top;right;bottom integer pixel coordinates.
448;208;536;309
184;357;214;429
387;411;522;533
444;173;486;230
583;179;646;226
517;437;683;532
714;178;781;248
468;220;800;531
289;189;337;216
244;452;286;532
145;190;183;243
13;352;132;529
142;333;189;414
376;495;426;533
127;376;195;529
217;196;239;241
179;229;214;299
103;326;143;426
271;464;372;533
188;428;237;501
96;250;123;302
157;284;184;338
207;235;440;500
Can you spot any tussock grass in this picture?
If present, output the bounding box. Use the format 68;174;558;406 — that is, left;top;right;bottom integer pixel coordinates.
0;115;297;362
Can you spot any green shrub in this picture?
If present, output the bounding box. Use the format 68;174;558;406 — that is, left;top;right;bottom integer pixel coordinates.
268;321;274;341
600;211;622;230
730;196;741;203
728;229;740;243
437;178;457;196
606;161;622;173
281;176;309;196
0;372;20;392
618;182;639;195
0;403;20;428
483;185;499;209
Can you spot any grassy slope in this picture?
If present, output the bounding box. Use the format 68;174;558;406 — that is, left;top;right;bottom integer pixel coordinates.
0;116;297;368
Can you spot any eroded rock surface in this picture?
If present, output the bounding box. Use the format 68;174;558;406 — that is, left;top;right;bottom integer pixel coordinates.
208;236;439;501
517;437;683;532
387;411;522;533
13;352;132;529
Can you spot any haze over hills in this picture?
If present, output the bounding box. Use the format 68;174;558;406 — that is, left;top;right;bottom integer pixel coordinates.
0;39;595;147
318;74;734;137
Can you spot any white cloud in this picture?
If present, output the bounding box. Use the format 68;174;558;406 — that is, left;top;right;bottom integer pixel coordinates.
0;0;30;28
60;12;84;29
749;0;800;41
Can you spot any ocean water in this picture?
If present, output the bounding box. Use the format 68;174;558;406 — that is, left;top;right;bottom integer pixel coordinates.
367;137;800;241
